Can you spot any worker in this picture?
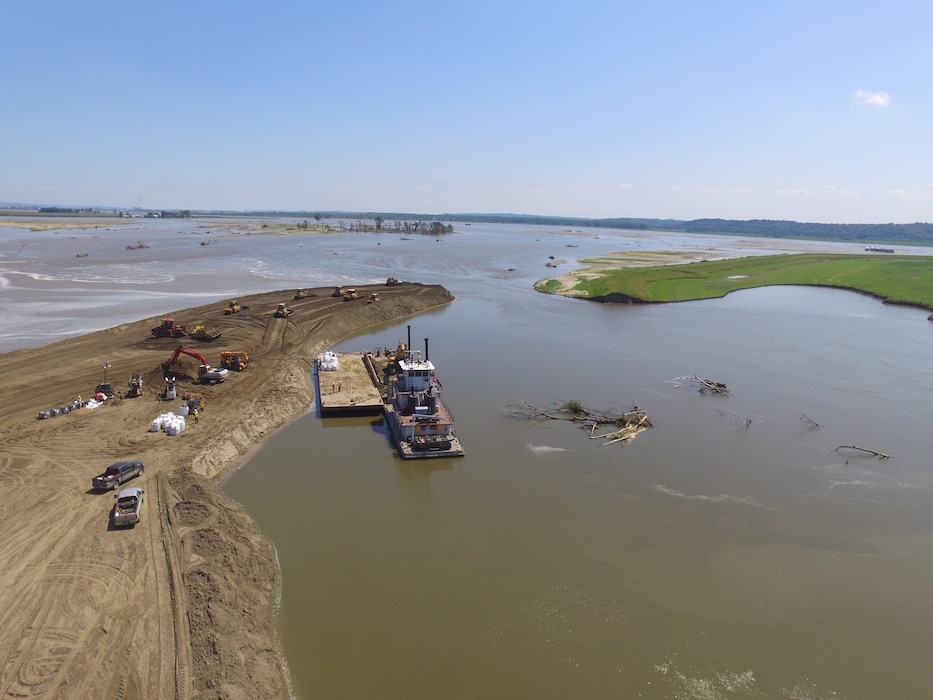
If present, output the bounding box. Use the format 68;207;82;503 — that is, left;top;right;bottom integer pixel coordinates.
193;408;199;423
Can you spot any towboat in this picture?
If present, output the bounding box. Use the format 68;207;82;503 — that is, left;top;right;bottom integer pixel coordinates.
383;337;464;459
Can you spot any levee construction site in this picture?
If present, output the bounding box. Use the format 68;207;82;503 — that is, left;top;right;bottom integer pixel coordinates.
0;281;453;699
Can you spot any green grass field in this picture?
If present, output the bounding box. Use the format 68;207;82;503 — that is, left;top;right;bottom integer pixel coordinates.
545;253;933;312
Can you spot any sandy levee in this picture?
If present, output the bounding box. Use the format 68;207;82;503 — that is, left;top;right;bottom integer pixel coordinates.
0;282;453;699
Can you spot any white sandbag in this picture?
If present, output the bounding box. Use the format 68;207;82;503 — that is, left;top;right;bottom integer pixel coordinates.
178;404;189;416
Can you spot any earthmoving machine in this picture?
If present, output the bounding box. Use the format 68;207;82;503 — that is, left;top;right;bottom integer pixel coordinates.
189;324;222;342
161;345;229;384
223;300;247;315
332;286;346;297
385;277;402;286
342;288;359;301
294;288;315;299
273;302;293;317
182;391;205;411
368;292;380;303
151;318;188;339
126;373;143;398
160;377;178;401
220;351;249;372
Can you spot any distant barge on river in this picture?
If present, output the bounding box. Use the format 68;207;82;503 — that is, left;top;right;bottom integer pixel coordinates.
315;328;464;460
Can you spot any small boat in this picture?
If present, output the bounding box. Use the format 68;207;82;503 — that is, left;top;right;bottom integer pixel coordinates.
383;331;463;459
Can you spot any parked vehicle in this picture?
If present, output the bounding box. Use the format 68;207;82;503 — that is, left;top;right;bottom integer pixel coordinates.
112;487;144;527
92;460;145;491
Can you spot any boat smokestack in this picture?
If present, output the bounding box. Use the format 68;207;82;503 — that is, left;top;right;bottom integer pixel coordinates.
407;325;411;353
424;337;429;361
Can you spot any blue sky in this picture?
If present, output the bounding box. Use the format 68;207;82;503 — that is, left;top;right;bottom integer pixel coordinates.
2;1;931;223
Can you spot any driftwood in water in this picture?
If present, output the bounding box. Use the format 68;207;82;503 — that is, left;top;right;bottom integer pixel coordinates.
509;401;653;445
666;375;729;394
835;444;890;460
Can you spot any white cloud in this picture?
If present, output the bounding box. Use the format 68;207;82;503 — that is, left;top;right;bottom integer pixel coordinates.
616;183;633;189
889;187;933;201
854;89;891;107
774;188;810;197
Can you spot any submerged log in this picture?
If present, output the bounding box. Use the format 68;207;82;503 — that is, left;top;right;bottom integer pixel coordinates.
835;445;890;460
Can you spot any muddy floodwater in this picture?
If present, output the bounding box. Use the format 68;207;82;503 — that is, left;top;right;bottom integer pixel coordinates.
4;219;933;698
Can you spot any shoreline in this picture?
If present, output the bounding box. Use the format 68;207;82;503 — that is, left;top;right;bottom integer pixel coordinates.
0;282;454;698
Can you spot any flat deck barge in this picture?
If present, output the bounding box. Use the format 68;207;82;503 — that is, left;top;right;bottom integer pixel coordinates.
315;352;385;415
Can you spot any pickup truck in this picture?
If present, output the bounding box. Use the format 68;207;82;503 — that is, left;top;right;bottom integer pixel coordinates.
92;460;145;491
112;487;144;527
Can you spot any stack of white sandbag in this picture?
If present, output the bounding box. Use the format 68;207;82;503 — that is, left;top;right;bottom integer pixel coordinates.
150;411;187;435
319;351;339;371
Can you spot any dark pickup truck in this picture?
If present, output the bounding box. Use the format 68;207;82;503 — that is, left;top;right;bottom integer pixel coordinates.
91;460;144;491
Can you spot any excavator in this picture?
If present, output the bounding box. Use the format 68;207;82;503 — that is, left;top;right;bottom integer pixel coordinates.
151;318;188;338
220;351;249;372
162;345;229;384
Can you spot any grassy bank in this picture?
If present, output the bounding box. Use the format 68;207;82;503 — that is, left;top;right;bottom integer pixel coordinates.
538;253;933;314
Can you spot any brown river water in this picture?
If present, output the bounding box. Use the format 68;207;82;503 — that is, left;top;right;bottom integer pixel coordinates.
3;219;932;698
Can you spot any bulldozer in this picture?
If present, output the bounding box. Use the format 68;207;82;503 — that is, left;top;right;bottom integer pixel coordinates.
385;277;402;286
126;374;143;398
151;317;188;339
332;286;346;298
220;351;249;372
273;302;293;318
223;300;247;315
367;292;380;303
294;288;315;299
342;288;359;301
189;324;222;342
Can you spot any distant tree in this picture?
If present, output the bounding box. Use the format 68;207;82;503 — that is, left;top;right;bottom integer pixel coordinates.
375;215;385;231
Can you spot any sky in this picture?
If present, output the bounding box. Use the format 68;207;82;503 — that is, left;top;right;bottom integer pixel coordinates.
2;1;932;224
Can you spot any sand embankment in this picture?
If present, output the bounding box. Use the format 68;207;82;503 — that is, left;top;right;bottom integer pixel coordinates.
0;282;453;699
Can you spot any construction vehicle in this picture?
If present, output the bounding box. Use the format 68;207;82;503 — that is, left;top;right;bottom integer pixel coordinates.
332;286;346;297
273;302;293;318
294;288;315;299
220;351;249;372
126;374;143;398
182;392;205;411
161;345;229;384
189;324;222;342
151;318;188;339
160;377;178;401
368;293;380;303
385;277;402;286
342;288;359;301
223;300;247;315
95;382;116;399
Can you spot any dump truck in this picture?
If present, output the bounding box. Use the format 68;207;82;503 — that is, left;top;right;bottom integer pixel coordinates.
112;487;144;527
220;351;249;371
